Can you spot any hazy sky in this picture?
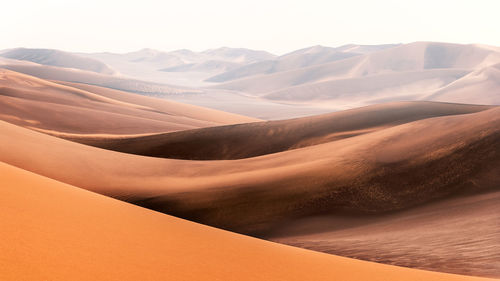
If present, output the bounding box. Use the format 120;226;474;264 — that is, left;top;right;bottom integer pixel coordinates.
2;0;499;55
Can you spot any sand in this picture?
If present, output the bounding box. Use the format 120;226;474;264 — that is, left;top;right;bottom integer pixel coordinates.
2;43;499;280
58;101;493;160
1;105;498;235
211;42;500;107
0;161;495;281
268;190;500;277
0;69;258;134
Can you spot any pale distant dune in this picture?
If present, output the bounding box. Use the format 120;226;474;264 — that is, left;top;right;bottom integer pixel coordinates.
263;68;469;104
80;47;276;87
425;63;500;104
211;54;364;93
206;45;363;82
211;42;500;107
206;44;398;83
0;60;199;95
0;48;115;74
1;162;492;281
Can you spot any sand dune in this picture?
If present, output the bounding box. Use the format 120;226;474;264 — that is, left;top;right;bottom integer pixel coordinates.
160;59;242;73
61;101;493;160
269;190;500;277
206;45;361;82
206;44;398;83
0;59;199;95
425;63;500;105
335;43;401;54
80;47;276;87
2;161;492;281
0;69;258;133
0;58;332;120
211;42;500;107
264;69;469;104
0;48;115;74
1;42;498;280
211;54;365;94
1;105;499;236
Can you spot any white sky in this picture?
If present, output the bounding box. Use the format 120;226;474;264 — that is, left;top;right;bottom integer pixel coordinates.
1;0;499;55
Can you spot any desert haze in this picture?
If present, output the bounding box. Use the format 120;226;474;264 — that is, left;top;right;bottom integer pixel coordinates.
1;40;499;280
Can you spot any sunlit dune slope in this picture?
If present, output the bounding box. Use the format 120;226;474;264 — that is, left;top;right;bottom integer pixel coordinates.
1;105;499;234
2;162;494;281
0;69;258;134
60;101;492;160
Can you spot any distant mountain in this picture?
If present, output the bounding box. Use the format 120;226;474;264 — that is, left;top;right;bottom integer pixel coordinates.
0;48;115;75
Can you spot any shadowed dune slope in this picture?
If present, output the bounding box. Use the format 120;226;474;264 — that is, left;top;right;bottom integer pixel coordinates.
0;69;258;134
0;105;499;235
60;101;493;160
268;190;500;278
5;163;492;281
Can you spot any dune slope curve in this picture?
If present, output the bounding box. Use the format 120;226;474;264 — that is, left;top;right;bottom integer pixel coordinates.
0;106;499;235
0;69;258;134
61;101;493;160
3;162;495;281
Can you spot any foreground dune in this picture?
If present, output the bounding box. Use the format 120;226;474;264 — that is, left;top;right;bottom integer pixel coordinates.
0;69;258;134
1;105;499;236
58;101;493;160
2;162;494;281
